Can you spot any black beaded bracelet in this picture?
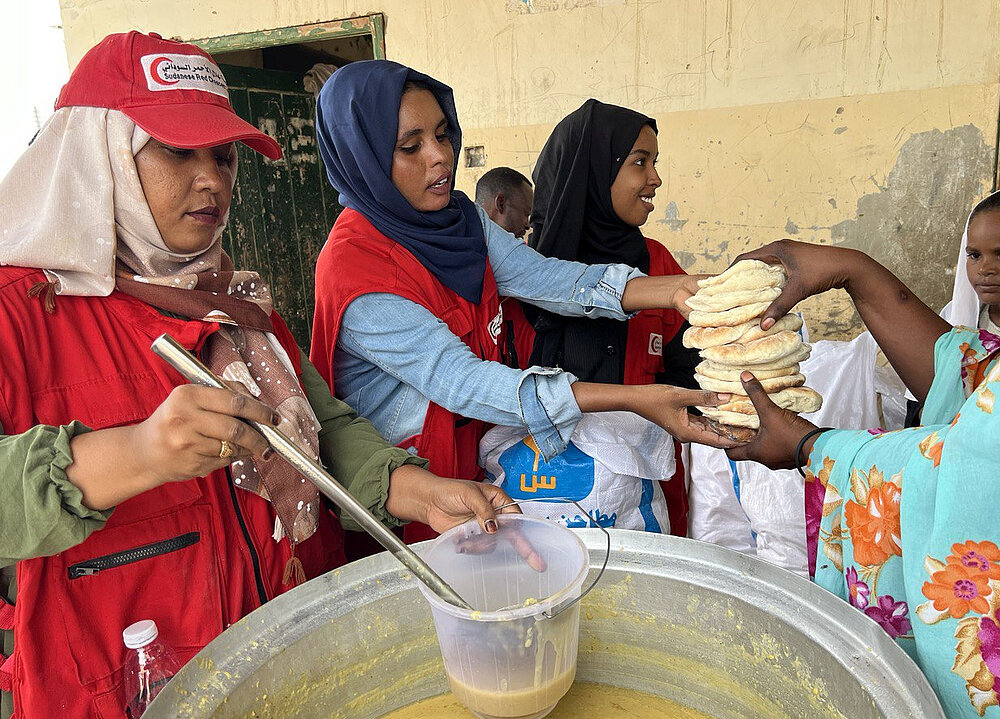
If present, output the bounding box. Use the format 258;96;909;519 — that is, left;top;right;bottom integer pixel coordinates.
795;427;834;477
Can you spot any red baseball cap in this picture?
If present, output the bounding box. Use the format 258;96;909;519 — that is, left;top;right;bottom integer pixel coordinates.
56;31;282;160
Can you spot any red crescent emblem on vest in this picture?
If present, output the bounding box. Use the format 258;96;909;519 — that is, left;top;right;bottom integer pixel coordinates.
150;56;178;85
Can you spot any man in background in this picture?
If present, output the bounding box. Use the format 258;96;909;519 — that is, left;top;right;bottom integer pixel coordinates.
475;167;533;239
475;167;535;367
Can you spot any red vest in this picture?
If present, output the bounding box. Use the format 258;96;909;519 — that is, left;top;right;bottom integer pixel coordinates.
497;297;536;370
624;239;690;535
623;239;688;386
0;267;343;719
311;209;501;545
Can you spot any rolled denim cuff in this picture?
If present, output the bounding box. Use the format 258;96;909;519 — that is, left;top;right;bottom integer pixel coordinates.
516;367;582;461
577;263;644;319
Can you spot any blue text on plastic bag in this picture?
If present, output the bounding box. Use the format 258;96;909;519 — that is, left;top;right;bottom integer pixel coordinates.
498;436;595;503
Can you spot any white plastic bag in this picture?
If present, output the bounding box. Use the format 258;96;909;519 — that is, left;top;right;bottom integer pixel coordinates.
479;411;674;532
689;331;906;576
687;443;757;555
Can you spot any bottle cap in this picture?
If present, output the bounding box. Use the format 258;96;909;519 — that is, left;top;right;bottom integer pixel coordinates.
123;619;159;649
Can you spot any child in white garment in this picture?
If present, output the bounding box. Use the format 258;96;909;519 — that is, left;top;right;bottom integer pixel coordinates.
963;192;1000;335
943;190;1000;335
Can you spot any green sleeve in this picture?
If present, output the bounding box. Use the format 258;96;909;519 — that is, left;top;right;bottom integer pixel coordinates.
1;565;12;719
298;351;429;531
0;421;113;568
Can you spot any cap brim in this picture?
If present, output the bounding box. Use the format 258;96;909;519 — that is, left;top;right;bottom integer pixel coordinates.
125;102;283;160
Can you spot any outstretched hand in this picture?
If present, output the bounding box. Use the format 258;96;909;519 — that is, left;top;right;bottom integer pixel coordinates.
422;478;520;535
671;274;706;319
385;465;521;536
725;372;818;470
629;385;740;449
620;273;707;317
733;240;857;330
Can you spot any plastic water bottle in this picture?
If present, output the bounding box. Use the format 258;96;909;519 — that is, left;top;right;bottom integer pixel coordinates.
122;620;181;718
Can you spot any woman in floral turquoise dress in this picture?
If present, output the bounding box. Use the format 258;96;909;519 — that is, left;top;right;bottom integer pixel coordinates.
726;230;1000;718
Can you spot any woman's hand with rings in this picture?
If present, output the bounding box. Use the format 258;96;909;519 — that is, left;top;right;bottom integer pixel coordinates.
129;384;279;488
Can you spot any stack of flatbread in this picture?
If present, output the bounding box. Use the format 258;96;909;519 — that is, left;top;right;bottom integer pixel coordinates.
682;259;823;442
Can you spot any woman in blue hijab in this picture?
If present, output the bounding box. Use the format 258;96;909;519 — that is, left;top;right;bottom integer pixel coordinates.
310;60;734;549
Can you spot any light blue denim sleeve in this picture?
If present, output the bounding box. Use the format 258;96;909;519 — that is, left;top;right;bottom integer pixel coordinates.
338;293;583;460
477;206;643;317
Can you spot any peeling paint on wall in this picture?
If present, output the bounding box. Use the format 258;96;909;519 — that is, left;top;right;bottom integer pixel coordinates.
672;250;696;270
662;201;688;232
828;124;993;323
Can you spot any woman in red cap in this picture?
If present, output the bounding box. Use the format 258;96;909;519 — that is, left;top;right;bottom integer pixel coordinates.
0;31;511;719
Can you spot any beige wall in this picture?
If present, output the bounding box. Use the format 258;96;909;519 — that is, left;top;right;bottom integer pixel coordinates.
60;0;1000;338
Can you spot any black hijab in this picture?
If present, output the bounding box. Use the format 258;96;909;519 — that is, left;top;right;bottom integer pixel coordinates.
528;99;656;383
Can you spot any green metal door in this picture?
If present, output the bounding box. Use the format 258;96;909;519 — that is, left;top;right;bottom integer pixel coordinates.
220;64;342;351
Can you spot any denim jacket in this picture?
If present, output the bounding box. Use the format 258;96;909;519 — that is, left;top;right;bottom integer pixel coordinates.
334;206;643;460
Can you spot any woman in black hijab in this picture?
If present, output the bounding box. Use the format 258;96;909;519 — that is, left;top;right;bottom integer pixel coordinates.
529;99;701;533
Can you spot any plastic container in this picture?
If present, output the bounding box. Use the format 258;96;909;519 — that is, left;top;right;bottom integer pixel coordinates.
418;515;589;719
123;619;182;718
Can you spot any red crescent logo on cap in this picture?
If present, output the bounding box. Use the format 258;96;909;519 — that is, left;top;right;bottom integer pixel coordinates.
150;56;178;86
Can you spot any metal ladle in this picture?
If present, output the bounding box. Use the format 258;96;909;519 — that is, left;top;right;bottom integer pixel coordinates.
150;333;473;610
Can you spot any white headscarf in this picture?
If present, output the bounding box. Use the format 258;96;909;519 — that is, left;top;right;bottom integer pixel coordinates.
0;106;231;295
941;190;997;328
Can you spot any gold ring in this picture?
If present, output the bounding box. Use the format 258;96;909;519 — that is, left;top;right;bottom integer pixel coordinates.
219;440;234;459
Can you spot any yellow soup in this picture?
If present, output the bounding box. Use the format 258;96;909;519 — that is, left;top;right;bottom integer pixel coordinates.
381;682;716;718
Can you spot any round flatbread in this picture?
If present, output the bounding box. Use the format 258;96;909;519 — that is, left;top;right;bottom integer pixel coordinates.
697;260;785;293
682;313;802;349
695;372;805;394
738;313;803;344
696;360;799;382
700;331;803;366
715;386;824;415
685;285;782;313
698;407;761;429
741;344;811;370
683;321;753;349
689;301;772;328
706;419;756;443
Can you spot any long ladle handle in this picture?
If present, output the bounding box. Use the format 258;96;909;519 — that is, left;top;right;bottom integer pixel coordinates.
150;333;472;610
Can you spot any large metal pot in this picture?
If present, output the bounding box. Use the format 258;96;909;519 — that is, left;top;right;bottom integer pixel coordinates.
147;531;943;718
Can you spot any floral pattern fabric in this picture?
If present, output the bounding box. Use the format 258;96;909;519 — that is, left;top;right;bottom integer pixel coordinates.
807;328;1000;717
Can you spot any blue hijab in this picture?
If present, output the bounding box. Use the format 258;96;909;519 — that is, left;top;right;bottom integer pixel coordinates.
316;60;487;304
